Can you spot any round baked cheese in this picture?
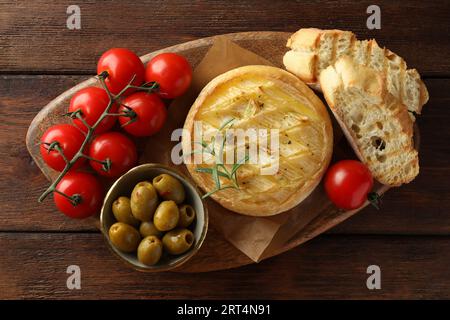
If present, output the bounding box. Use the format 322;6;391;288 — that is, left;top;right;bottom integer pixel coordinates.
182;65;333;216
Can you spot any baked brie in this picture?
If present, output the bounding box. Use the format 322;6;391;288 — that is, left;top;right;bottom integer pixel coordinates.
182;65;333;216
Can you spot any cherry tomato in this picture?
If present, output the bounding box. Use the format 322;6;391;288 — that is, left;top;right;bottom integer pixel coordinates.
324;160;374;210
68;87;118;134
97;48;145;95
54;172;104;219
145;52;192;99
89;132;137;177
40;124;86;171
119;92;167;137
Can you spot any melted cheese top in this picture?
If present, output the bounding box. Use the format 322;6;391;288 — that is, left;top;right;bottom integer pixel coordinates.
184;66;332;216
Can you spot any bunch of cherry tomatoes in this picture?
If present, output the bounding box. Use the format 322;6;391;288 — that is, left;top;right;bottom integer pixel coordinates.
40;48;192;219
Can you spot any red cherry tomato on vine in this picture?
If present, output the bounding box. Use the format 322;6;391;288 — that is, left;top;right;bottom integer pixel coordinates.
145;52;192;99
68;87;118;134
324;160;374;210
54;172;104;219
119;92;167;137
40;124;86;171
89;132;137;177
97;48;145;95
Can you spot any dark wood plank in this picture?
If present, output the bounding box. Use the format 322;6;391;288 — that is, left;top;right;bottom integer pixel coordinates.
0;75;449;233
0;0;448;300
0;232;448;299
0;0;449;75
0;75;96;231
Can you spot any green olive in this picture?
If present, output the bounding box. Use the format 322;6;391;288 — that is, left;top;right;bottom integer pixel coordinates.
153;200;179;231
137;236;163;266
112;197;140;227
139;221;162;238
130;181;158;222
152;174;185;204
177;204;196;228
162;228;194;255
108;222;141;253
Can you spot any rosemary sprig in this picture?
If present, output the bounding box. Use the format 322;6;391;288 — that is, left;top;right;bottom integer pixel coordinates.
195;167;228;178
218;117;235;131
192;118;249;199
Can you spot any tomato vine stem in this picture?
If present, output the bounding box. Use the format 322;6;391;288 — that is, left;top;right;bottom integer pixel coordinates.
368;192;382;210
53;189;82;206
38;73;159;204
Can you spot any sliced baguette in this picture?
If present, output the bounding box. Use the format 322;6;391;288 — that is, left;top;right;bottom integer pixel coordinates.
320;56;419;186
283;28;429;115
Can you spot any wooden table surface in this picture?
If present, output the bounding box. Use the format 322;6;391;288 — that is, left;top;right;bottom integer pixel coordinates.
0;0;449;299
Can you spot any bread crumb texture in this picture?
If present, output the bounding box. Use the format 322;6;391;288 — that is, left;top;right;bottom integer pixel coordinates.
284;28;429;115
320;57;419;186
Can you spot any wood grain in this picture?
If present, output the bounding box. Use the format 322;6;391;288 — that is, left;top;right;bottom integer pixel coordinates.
25;32;388;270
0;232;449;299
1;0;449;298
0;1;449;75
1;76;448;234
18;32;449;271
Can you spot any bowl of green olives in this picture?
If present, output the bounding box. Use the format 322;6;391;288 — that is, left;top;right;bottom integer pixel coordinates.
100;163;208;272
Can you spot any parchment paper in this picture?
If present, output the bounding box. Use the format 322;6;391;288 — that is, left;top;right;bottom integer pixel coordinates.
169;36;325;262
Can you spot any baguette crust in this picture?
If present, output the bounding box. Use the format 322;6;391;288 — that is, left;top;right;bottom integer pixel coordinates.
284;28;429;115
320;57;419;186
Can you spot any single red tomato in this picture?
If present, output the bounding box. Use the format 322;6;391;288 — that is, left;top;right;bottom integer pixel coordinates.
40;124;86;171
97;48;145;95
324;160;374;210
68;87;118;134
145;52;192;99
89;132;137;177
54;172;104;219
119;92;167;137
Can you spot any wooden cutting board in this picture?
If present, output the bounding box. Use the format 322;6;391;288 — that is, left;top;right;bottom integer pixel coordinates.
26;31;395;272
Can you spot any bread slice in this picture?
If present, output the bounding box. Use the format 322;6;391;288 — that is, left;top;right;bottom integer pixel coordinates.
320;56;419;186
283;28;429;115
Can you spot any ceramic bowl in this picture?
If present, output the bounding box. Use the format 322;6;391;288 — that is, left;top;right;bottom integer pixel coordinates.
100;164;208;272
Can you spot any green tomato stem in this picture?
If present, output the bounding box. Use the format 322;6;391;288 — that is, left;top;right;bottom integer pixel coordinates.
368;192;382;210
38;72;159;204
53;189;82;206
